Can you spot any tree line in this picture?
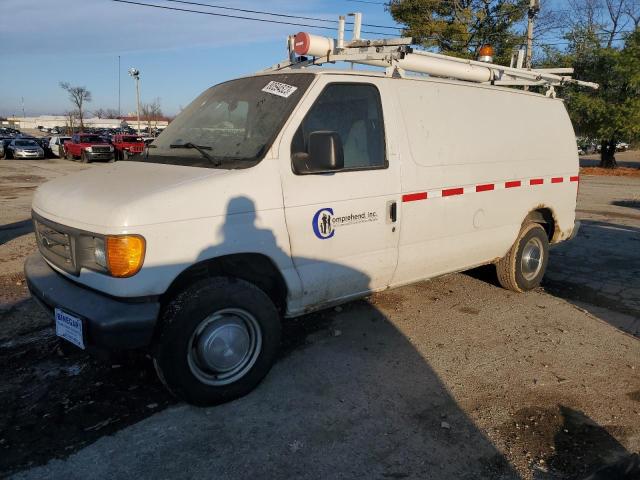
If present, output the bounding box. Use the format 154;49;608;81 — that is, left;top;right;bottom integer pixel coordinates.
58;82;165;133
388;0;640;167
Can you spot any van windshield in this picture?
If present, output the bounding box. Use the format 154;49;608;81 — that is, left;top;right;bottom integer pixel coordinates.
131;73;314;169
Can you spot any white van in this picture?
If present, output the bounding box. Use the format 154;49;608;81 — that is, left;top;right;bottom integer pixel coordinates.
25;58;582;405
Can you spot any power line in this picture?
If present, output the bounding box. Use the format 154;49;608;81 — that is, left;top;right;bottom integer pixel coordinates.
162;0;402;30
110;0;398;36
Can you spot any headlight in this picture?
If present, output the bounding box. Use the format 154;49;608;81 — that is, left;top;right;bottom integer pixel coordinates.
109;145;114;152
94;237;107;268
85;146;93;153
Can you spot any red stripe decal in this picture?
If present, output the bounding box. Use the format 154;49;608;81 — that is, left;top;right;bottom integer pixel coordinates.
402;192;428;202
570;176;579;182
476;183;495;192
442;187;464;197
530;178;544;185
505;181;521;188
551;177;564;183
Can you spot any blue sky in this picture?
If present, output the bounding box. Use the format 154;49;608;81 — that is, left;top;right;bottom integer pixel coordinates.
0;0;406;117
0;0;585;118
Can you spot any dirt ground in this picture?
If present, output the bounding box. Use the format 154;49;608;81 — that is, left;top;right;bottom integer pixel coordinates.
1;156;639;479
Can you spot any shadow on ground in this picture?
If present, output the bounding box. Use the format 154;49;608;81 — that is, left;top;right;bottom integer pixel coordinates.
612;200;640;211
543;220;640;338
0;220;33;247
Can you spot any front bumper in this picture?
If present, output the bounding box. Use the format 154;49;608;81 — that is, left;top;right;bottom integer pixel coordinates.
25;253;160;350
14;151;44;159
85;151;114;161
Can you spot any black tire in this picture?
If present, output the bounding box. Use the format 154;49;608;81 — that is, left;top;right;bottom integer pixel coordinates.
496;222;549;292
65;149;73;161
153;277;281;406
80;151;90;163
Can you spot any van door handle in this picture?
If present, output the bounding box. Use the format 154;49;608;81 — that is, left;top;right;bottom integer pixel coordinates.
388;201;397;223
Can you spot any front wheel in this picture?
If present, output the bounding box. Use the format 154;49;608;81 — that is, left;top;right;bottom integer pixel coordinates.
496;222;549;292
153;277;281;406
80;151;90;163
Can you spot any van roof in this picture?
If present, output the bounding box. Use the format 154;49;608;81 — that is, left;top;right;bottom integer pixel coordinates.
253;67;560;100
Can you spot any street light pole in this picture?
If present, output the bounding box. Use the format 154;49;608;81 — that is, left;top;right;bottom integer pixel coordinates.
128;68;141;135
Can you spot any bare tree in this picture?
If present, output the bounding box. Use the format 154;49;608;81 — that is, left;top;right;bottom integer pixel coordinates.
623;0;640;28
64;111;77;135
140;98;163;134
59;82;91;132
93;108;120;119
604;0;629;47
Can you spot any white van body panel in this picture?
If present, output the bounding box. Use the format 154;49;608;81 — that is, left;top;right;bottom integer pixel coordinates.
32;160;304;300
31;70;579;317
388;77;578;285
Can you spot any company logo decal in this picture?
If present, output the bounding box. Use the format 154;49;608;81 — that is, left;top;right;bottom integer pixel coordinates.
312;207;378;240
312;208;335;240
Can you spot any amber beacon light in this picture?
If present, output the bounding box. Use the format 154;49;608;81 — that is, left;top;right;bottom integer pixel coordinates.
106;235;146;277
478;44;494;63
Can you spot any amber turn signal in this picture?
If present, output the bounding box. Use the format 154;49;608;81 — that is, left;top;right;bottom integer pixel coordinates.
106;235;145;277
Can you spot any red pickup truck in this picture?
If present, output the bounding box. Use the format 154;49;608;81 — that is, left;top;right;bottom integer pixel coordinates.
63;134;114;163
112;134;145;160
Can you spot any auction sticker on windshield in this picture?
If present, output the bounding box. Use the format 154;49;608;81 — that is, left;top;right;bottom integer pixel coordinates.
55;308;85;349
262;81;298;98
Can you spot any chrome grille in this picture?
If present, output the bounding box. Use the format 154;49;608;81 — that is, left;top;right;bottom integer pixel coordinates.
91;145;110;153
34;218;76;273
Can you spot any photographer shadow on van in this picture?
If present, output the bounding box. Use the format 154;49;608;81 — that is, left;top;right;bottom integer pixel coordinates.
147;195;521;480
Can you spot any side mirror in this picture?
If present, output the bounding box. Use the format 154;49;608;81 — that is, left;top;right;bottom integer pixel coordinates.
292;131;344;175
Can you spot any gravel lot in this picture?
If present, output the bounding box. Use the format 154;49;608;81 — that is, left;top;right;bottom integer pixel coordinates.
1;156;639;479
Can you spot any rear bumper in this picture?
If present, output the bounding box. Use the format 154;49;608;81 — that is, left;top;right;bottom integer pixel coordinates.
24;253;160;350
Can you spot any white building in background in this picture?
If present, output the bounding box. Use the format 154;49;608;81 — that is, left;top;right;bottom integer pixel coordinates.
7;115;169;130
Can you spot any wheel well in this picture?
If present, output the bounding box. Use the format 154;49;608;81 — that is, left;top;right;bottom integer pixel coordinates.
162;253;288;314
523;208;556;241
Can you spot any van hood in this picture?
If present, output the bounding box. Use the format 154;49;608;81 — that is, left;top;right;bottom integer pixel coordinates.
32;162;278;230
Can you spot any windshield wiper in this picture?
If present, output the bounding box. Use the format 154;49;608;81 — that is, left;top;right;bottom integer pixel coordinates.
170;142;220;166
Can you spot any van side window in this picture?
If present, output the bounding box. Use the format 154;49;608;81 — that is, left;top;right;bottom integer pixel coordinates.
292;83;386;171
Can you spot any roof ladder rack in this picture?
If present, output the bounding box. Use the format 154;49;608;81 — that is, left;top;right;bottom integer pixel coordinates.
263;12;598;94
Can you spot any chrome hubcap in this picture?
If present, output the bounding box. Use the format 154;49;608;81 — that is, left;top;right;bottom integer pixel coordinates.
187;308;262;386
521;237;544;281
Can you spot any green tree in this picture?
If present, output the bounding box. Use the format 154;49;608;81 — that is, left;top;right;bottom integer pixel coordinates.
387;0;529;64
565;28;640;167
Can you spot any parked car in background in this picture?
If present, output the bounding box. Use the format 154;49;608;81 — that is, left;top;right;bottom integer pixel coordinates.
0;141;4;159
112;134;145;160
63;134;114;163
616;142;629;152
8;138;45;159
48;136;71;158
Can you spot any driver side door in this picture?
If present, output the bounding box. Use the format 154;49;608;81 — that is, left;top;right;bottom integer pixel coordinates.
278;78;401;310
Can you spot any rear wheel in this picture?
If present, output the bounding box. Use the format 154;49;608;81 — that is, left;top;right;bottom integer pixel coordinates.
65;149;73;161
153;277;281;406
496;222;549;292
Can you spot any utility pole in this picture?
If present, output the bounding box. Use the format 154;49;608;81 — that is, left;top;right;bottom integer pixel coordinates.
118;56;121;119
525;0;540;70
21;97;25;118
